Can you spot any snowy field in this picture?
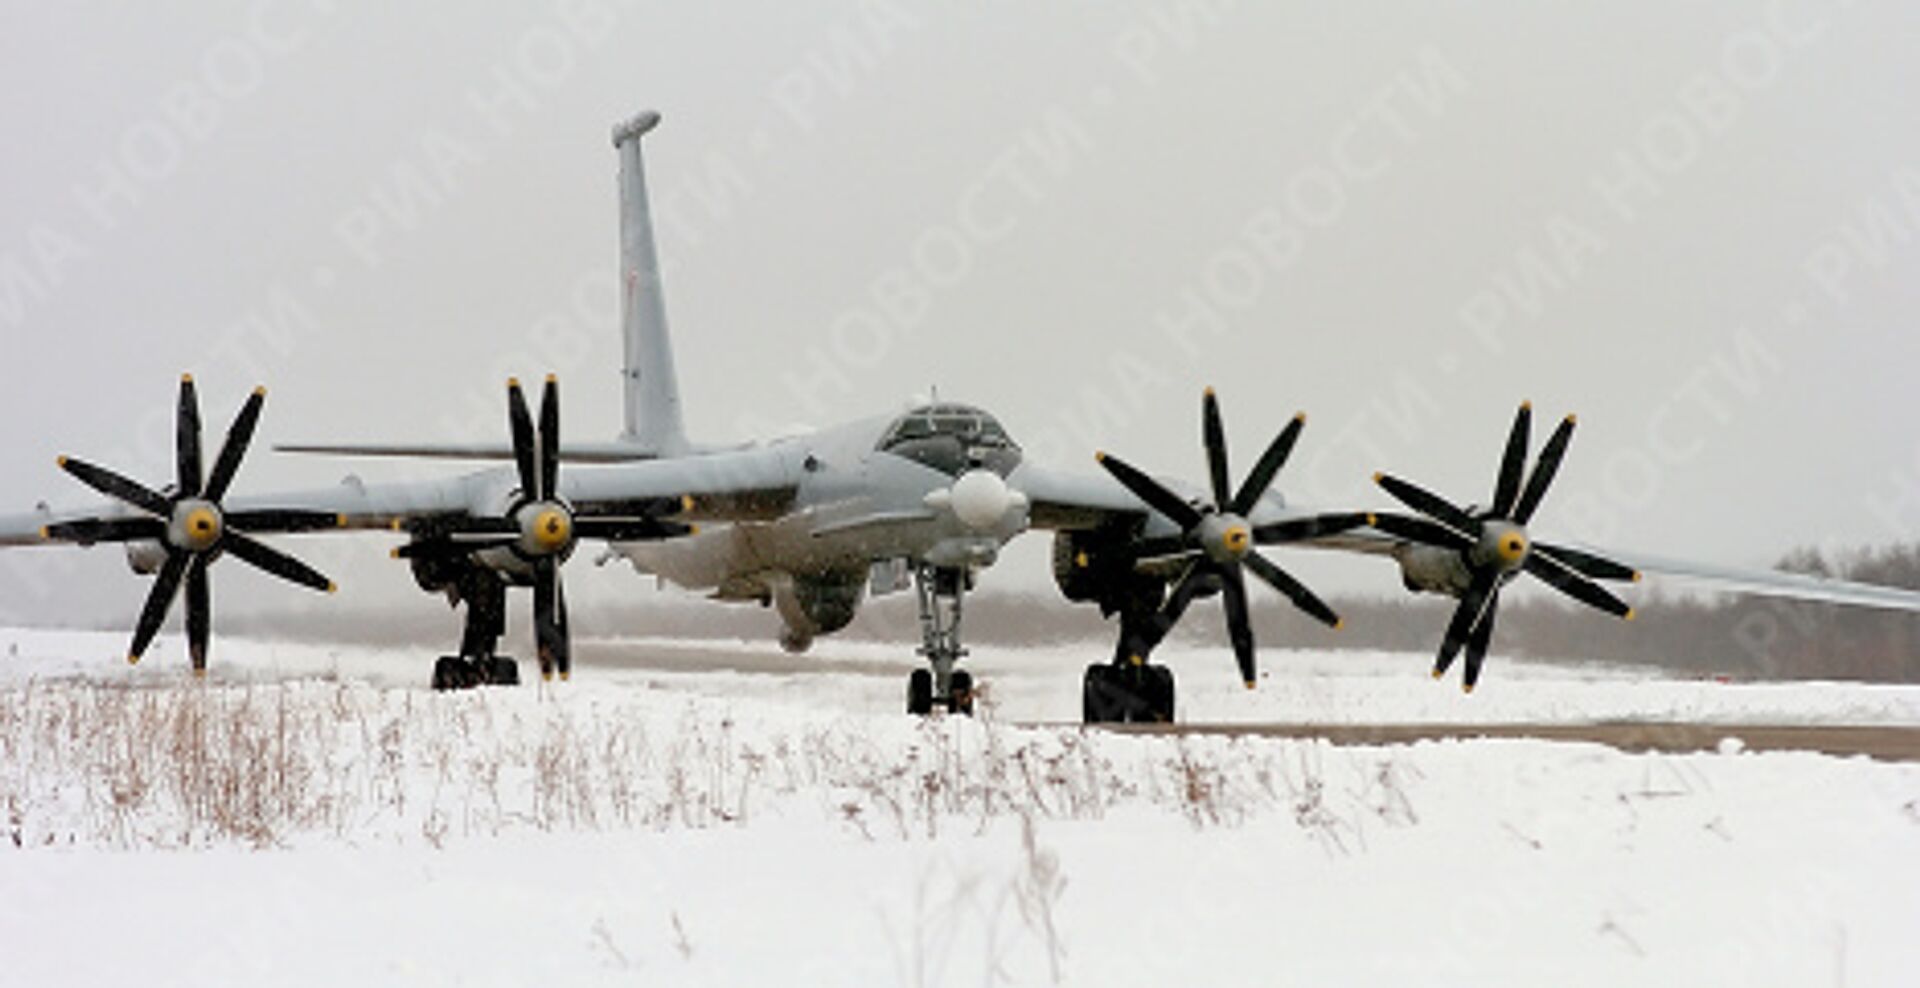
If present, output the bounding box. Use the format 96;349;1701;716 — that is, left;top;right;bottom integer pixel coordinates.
2;626;1918;987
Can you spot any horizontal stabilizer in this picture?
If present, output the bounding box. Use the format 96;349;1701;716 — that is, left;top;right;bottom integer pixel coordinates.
275;441;660;464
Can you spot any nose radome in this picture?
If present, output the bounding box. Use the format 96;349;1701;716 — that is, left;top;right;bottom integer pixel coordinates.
949;470;1012;531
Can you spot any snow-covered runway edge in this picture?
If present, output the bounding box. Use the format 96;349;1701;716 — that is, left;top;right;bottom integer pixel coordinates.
2;627;1918;987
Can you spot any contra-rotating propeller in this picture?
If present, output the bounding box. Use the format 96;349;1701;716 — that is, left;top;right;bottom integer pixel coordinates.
395;376;689;681
1096;389;1372;688
41;376;343;672
1371;402;1641;692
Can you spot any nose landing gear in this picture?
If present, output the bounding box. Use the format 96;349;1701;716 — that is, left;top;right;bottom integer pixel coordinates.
907;563;975;716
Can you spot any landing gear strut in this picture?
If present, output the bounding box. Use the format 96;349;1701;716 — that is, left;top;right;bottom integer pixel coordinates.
431;572;522;690
1082;605;1177;724
908;563;975;716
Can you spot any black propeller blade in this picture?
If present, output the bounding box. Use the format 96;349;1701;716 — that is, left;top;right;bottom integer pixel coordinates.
42;376;341;672
399;376;692;682
1372;402;1639;691
1097;390;1369;687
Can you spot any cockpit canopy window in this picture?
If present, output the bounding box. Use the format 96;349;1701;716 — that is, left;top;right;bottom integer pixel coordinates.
878;404;1022;476
880;404;1017;450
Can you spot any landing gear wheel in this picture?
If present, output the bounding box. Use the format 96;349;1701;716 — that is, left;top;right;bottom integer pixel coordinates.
1143;664;1176;723
948;670;974;717
485;656;521;686
1083;665;1121;723
432;656;476;691
1081;664;1176;724
907;668;934;716
433;655;520;690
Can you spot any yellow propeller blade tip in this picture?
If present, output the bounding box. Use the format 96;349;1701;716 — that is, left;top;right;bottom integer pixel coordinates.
389;548;401;560
1566;414;1579;426
127;654;141;666
1631;571;1644;583
1365;513;1378;527
37;526;49;540
252;386;267;398
389;519;404;532
681;494;695;513
1520;400;1532;411
1431;669;1444;681
560;672;571;682
1094;451;1108;463
1333;618;1346;631
1244;680;1257;691
687;524;701;536
507;377;521;389
336;513;348;527
1462;683;1476;695
326;582;339;594
1294;411;1308;424
1204;386;1216;397
1372;472;1385;484
1625;608;1638;622
541;671;554;682
545;373;557;384
181;373;195;384
56;455;68;468
1128;654;1144;667
192;668;207;680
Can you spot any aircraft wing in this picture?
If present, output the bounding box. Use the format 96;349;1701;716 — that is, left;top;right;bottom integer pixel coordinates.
1006;461;1150;531
0;444;802;546
273;440;667;463
998;464;1920;615
561;446;800;523
1581;545;1920;613
1290;519;1920;612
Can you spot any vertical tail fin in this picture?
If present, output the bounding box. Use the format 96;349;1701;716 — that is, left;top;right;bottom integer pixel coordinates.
612;111;690;455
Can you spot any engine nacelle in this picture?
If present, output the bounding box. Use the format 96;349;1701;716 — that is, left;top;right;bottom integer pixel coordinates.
1052;530;1163;616
124;540;167;576
772;571;865;649
1395;544;1473;597
1052;531;1108;604
408;548;472;595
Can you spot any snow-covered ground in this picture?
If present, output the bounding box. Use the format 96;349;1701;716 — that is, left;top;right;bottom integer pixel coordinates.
2;626;1917;986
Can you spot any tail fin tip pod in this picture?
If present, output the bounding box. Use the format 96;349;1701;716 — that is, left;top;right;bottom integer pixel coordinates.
611;111;661;147
612;109;689;456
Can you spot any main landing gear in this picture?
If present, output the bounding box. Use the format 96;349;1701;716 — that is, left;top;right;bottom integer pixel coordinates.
907;564;975;716
1082;606;1177;724
431;572;523;690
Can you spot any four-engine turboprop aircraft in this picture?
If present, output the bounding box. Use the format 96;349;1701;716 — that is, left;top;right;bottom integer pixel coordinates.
6;110;1920;724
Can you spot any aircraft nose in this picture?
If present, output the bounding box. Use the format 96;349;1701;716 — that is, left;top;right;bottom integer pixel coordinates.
949;470;1012;531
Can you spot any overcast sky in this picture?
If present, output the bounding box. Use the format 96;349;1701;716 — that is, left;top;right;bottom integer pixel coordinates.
3;1;1918;630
